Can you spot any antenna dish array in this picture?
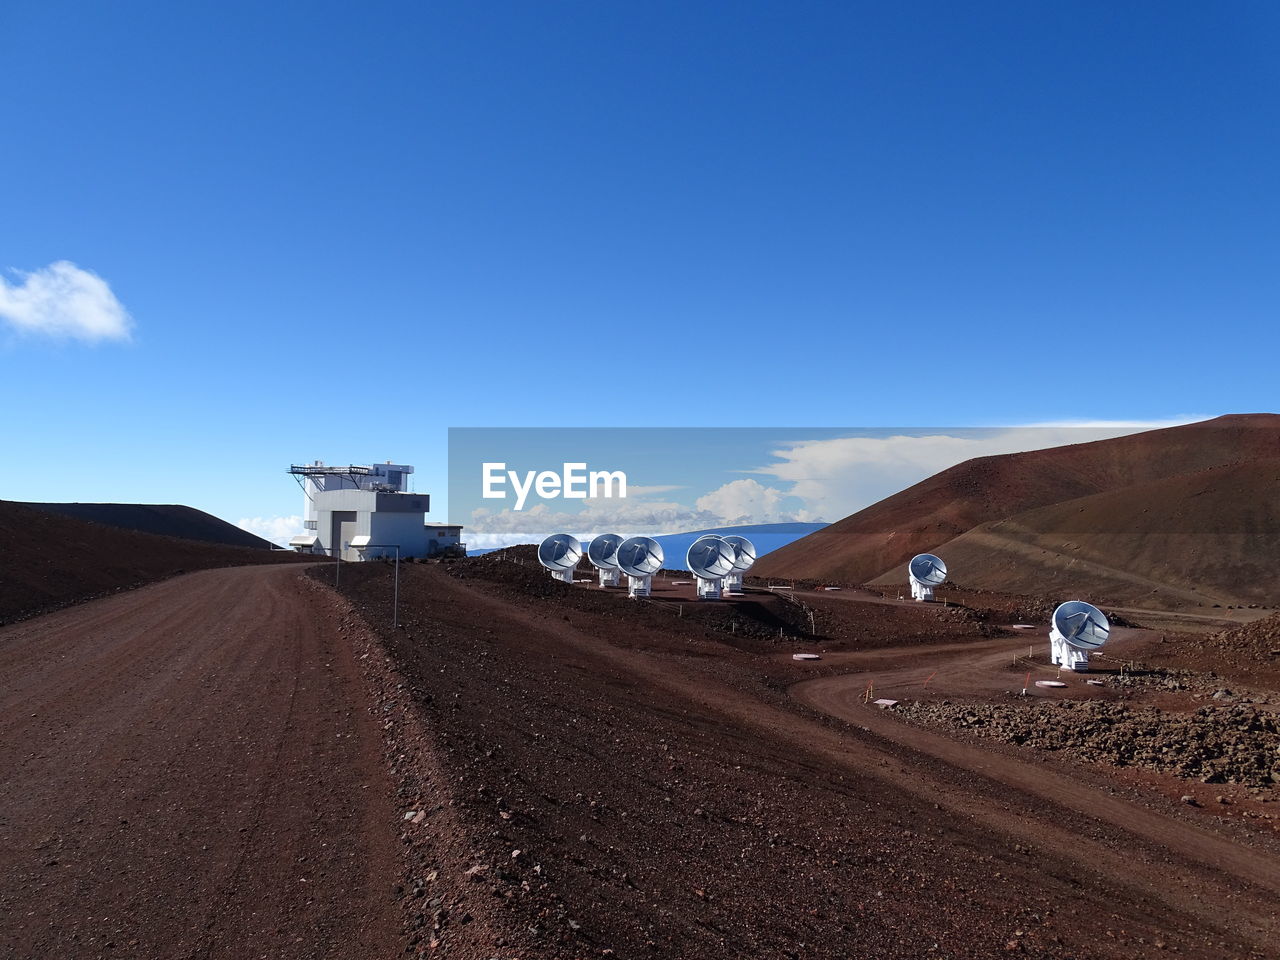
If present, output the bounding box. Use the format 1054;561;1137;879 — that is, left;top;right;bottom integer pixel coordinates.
533;525;1118;679
537;533;582;584
535;530;756;603
586;533;625;588
1049;600;1110;672
720;535;756;595
908;553;947;602
686;535;737;600
617;536;664;598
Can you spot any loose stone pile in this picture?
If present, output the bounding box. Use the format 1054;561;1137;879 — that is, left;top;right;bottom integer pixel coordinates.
898;699;1280;789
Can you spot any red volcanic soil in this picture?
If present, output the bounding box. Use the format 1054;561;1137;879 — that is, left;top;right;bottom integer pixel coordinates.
5;545;1278;957
326;555;1280;959
19;500;275;549
875;457;1280;609
0;499;309;624
754;414;1280;604
0;566;402;960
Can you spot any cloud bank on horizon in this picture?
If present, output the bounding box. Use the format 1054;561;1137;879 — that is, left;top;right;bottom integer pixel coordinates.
459;420;1200;549
0;261;133;342
237;514;305;546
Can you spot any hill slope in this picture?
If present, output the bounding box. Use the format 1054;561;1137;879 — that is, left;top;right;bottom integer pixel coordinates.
19;502;272;549
870;458;1280;608
0;500;306;624
754;415;1280;602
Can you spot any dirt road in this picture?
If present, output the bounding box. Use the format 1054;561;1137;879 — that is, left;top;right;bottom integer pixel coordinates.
791;637;1280;951
0;565;401;960
5;554;1277;959
340;559;1280;959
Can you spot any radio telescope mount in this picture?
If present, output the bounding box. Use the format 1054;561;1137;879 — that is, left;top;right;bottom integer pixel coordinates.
908;553;948;602
720;535;756;595
537;533;582;584
1049;600;1111;672
617;536;664;598
586;533;625;588
687;535;737;601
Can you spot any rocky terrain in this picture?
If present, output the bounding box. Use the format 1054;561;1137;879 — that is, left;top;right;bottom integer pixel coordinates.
1175;613;1280;684
332;558;1280;958
897;698;1280;791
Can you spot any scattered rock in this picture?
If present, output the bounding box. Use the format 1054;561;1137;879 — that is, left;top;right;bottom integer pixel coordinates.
898;700;1280;789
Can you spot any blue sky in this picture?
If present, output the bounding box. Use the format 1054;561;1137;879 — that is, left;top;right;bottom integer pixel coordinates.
1;2;1274;538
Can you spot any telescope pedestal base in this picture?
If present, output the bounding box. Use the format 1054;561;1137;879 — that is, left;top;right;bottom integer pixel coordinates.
695;577;722;600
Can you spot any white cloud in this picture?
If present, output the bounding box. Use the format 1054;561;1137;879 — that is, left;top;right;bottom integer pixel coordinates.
238;514;305;546
748;433;989;522
466;532;554;551
693;478;793;524
748;421;1203;523
0;261;133;342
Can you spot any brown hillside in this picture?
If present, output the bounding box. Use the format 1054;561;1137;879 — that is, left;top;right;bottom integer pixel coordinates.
20;501;273;550
753;414;1280;584
870;458;1280;608
0;500;309;624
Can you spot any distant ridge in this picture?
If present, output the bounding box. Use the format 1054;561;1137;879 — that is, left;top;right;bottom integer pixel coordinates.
0;500;306;624
19;502;273;550
753;414;1280;608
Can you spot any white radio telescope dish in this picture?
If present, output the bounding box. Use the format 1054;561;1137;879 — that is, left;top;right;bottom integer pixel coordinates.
537;533;582;584
617;536;664;598
1049;600;1110;672
721;535;756;594
908;553;947;602
687;535;736;601
586;533;625;587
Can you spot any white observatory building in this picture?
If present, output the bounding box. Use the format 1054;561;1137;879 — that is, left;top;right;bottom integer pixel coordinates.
287;461;463;561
